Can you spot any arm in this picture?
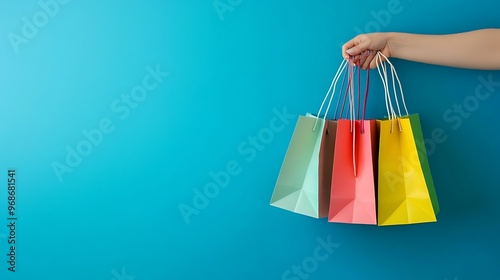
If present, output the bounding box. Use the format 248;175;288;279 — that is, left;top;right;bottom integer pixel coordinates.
342;29;500;70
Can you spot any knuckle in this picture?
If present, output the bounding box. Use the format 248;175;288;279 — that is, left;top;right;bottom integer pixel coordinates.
357;34;369;41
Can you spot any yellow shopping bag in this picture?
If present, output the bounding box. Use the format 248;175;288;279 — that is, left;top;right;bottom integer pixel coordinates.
375;52;438;226
377;116;437;226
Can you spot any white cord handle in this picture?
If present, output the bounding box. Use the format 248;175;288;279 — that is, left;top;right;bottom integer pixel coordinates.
313;59;348;131
377;52;409;117
376;53;396;120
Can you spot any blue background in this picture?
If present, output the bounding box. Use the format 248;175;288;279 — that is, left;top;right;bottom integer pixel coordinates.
0;0;499;279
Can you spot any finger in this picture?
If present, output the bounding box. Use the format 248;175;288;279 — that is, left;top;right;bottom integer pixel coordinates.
358;50;371;69
345;54;358;66
361;51;376;70
342;39;358;59
344;38;371;58
352;54;362;66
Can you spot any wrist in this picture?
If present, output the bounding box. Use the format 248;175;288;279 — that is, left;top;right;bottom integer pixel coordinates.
385;32;398;58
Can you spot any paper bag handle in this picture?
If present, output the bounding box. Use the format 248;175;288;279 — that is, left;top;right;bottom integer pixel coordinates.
313;59;348;131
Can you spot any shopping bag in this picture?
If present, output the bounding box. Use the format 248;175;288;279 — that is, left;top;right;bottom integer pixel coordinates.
378;116;437;225
270;60;347;218
328;66;378;225
375;52;438;226
328;120;378;224
270;115;326;218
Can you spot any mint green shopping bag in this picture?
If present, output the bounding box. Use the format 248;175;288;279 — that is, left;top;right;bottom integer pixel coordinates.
270;60;347;218
270;115;326;217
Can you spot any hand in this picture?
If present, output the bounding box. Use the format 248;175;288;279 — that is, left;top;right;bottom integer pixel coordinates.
342;33;393;69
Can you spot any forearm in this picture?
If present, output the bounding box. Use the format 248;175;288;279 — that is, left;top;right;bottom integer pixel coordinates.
387;29;500;70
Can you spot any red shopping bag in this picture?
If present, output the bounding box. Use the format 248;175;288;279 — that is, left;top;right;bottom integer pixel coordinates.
328;67;378;225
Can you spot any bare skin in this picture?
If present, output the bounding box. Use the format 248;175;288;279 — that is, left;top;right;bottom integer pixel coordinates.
342;29;500;70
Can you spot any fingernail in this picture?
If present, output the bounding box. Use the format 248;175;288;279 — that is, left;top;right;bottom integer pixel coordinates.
346;49;353;55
